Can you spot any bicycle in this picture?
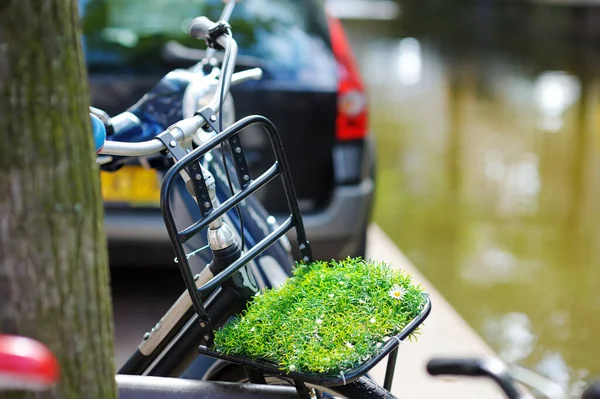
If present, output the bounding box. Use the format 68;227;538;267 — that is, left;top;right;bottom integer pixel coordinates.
427;356;600;399
92;2;431;398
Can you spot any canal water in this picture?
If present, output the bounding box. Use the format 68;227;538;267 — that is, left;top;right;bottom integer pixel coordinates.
343;3;600;397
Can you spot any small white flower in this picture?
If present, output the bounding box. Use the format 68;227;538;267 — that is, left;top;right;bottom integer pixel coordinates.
316;318;323;325
250;327;255;332
328;293;335;298
289;364;296;372
369;317;376;324
346;341;354;349
388;285;406;300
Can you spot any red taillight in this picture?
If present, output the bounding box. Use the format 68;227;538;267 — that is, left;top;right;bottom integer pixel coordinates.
327;14;368;141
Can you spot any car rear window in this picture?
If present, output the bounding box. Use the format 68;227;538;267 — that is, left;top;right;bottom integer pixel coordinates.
79;0;335;81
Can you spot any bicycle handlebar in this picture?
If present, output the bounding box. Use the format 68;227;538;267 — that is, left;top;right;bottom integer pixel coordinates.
427;357;600;399
99;115;201;157
98;16;256;158
427;357;526;399
188;17;238;113
188;17;224;43
584;383;600;399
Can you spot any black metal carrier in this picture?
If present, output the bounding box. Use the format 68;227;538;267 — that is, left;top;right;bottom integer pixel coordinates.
159;112;431;392
160;113;313;344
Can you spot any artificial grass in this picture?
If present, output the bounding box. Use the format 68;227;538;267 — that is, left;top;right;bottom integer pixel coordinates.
214;257;426;375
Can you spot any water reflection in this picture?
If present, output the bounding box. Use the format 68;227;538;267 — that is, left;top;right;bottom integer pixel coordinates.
343;3;600;396
484;312;536;364
536;352;571;392
397;38;422;86
534;72;581;132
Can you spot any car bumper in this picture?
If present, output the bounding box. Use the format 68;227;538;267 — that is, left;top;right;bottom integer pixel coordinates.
104;176;374;267
277;177;374;260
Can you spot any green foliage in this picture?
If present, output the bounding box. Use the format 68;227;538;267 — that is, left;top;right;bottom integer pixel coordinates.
214;257;426;375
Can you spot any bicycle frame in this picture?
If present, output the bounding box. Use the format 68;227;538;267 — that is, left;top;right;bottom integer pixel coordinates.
106;34;296;379
105;5;410;397
116;143;296;378
119;112;312;375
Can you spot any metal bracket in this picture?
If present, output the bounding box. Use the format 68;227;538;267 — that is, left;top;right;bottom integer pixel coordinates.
298;241;312;264
156;132;214;217
293;380;312;399
206;21;231;50
196;107;252;189
155;133;215;345
244;368;267;385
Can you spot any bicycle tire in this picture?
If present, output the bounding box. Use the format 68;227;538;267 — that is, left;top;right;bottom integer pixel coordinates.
205;365;397;399
331;377;397;399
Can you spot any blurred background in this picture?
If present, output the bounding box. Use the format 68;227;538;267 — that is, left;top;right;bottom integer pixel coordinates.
83;0;600;396
335;0;600;396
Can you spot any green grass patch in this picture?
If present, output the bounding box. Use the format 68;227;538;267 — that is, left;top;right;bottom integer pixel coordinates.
214;257;426;375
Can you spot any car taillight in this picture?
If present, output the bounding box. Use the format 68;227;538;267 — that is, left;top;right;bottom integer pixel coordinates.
327;14;368;141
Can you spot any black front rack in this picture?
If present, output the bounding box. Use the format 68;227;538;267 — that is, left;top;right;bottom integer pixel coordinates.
160;114;313;344
159;113;432;392
198;294;431;388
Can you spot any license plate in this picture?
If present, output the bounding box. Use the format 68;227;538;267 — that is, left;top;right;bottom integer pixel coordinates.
100;166;161;206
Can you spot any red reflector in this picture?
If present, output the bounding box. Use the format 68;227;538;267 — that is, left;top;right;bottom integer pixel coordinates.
327;14;368;141
0;335;60;391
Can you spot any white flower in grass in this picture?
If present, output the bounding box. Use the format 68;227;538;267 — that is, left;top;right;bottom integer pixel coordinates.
316;318;323;325
388;285;406;300
328;293;335;298
250;327;255;332
369;317;376;324
289;364;296;372
346;342;354;349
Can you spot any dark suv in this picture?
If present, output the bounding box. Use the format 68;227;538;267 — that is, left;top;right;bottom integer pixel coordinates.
80;0;374;265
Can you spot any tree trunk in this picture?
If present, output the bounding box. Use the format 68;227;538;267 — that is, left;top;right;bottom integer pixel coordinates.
0;1;116;398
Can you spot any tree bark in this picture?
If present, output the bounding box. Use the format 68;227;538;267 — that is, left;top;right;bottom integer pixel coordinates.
0;1;116;398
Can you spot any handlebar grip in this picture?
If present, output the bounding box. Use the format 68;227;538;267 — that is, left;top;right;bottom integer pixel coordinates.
90;114;106;154
188;16;214;40
583;382;600;399
426;358;485;377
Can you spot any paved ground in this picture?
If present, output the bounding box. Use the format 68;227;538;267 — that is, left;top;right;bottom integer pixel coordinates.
112;267;185;368
365;225;508;398
111;225;515;397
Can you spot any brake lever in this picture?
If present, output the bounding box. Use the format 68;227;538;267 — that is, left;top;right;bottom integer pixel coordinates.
162;41;264;68
427;357;527;399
